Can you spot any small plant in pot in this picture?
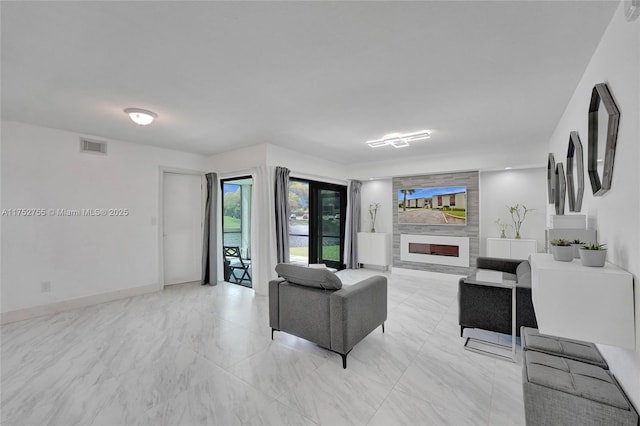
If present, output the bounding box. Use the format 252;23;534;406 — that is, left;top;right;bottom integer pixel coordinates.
550;239;574;262
570;240;584;259
579;243;607;267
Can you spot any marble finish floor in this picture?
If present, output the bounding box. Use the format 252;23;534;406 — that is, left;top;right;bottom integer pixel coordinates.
1;269;525;426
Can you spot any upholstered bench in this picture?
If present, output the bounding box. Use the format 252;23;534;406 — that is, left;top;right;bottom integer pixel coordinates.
521;327;608;369
522;351;637;426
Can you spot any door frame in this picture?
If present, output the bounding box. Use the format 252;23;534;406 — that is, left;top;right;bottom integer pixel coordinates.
309;180;347;269
220;175;253;287
290;178;347;269
158;166;205;290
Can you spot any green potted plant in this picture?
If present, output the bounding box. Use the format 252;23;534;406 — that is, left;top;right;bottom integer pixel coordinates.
494;219;511;239
579;243;607;267
550;239;574;262
507;204;534;239
570;239;584;259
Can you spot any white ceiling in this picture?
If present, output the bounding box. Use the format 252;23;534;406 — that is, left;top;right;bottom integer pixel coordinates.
1;1;617;165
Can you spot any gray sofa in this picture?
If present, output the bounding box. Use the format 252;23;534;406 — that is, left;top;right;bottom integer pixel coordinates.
458;256;538;337
269;263;387;368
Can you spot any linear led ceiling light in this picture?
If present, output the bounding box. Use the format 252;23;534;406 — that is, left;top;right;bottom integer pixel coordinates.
124;108;157;126
366;130;431;148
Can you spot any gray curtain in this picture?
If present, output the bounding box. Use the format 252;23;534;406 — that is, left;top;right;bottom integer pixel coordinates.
274;166;290;263
202;172;218;285
344;180;362;269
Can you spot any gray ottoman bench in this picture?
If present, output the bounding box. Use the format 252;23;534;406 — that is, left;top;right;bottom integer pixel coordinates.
521;327;608;369
523;351;638;426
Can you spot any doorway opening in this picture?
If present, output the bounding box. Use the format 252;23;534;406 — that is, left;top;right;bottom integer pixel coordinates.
288;179;346;270
221;176;253;287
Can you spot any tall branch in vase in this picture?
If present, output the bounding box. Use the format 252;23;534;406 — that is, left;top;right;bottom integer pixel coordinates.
507;204;534;239
369;203;380;233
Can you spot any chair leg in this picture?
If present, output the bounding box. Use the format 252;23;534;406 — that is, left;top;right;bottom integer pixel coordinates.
271;328;276;340
341;353;347;369
382;322;385;333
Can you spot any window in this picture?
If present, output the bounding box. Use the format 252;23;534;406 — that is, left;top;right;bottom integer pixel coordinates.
450;194;456;206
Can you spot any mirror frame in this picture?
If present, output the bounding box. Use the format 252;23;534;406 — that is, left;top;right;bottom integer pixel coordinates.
588;82;620;196
566;131;584;212
547;153;556;204
555;162;566;215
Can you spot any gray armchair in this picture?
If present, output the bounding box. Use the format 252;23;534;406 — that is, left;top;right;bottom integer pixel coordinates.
269;263;387;368
458;256;538;337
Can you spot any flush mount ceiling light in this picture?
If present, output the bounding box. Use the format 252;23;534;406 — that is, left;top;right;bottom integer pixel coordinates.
366;130;431;148
124;108;157;126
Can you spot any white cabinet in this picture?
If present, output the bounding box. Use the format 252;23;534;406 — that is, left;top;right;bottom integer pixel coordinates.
357;232;390;269
530;253;635;349
486;238;537;259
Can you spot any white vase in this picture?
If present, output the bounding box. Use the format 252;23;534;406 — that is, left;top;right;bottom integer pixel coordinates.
579;249;607;267
551;246;574;262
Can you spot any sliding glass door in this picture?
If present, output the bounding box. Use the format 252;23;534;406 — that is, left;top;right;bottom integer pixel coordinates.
289;179;346;269
288;181;310;265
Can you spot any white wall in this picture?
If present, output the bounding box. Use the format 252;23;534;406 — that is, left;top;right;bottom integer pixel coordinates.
479;168;547;255
360;179;393;234
547;4;640;408
204;142;348;184
206;143;267;175
358;179;393;269
1;121;206;316
267;144;347;184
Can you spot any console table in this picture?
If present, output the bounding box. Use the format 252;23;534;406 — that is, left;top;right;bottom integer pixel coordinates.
530;253;635;349
487;238;537;260
357;232;390;270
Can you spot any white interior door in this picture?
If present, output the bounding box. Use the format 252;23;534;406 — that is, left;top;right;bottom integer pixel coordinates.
163;173;203;285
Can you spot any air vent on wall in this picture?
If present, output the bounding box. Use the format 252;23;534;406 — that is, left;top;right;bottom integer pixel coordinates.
80;138;107;155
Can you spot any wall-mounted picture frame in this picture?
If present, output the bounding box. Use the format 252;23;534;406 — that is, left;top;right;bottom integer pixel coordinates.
566;131;584;212
588;82;620;196
555;162;566;215
547;153;556;204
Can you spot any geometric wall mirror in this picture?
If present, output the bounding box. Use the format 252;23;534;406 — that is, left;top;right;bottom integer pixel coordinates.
547;153;556;204
555;162;566;215
588;82;620;196
566;131;584;212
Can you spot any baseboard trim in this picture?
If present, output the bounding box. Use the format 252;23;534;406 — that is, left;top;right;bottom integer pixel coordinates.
1;284;160;324
390;267;464;283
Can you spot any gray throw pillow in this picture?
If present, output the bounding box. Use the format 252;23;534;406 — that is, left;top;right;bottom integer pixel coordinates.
275;263;343;290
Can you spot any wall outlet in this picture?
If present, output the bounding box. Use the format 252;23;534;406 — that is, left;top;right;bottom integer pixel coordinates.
40;281;51;293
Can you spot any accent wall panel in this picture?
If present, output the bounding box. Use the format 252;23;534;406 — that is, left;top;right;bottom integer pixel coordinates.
393;171;480;275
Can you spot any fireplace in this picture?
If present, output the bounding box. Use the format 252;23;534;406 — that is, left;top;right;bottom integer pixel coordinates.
401;234;469;267
408;242;459;257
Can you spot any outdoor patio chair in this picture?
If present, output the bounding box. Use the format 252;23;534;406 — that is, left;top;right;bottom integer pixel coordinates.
223;246;251;284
